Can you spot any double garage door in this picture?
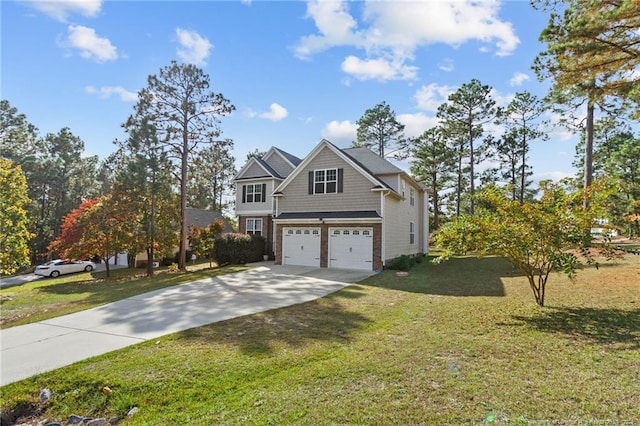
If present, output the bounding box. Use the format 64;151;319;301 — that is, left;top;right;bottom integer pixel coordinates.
282;227;373;270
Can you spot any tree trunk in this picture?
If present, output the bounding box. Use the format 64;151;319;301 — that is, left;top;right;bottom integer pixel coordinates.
104;251;111;278
179;124;189;271
520;123;527;204
431;172;439;230
468;121;475;215
456;142;463;217
584;100;595;209
146;247;154;277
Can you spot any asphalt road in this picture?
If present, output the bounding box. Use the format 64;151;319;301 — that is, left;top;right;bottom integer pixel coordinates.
0;263;126;289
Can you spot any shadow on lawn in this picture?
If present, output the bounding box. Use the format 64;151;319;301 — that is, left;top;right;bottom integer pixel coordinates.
38;267;246;306
363;256;516;297
180;286;372;356
512;307;640;349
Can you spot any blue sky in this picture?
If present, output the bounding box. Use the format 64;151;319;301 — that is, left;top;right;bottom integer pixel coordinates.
2;0;578;182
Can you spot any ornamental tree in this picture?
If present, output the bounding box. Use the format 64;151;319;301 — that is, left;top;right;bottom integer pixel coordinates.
434;182;605;307
0;159;34;274
74;195;132;278
189;220;226;268
48;198;100;259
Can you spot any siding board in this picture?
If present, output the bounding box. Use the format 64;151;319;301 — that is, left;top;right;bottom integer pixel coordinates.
278;146;380;214
265;151;295;177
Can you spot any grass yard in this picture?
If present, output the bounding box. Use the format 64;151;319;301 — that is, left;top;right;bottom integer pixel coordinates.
0;264;248;328
1;254;639;424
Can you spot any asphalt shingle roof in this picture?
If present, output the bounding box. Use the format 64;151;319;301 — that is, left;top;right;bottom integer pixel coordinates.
342;147;403;175
185;208;234;232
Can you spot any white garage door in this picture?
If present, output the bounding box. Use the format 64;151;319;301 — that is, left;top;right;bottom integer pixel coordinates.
282;228;321;267
329;228;373;270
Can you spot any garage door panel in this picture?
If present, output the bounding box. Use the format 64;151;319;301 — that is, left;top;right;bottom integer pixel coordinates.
283;228;320;267
329;228;373;270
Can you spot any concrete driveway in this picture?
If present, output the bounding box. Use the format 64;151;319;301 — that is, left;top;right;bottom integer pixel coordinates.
0;264;372;386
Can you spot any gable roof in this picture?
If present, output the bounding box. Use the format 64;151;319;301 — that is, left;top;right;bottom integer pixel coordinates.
186;208;234;232
235;147;302;181
344;147;424;191
273;139;398;195
342;147;403;175
269;147;302;167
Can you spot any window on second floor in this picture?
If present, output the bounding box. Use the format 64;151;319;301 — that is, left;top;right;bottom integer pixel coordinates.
246;218;263;236
410;187;415;206
242;183;266;203
308;168;343;194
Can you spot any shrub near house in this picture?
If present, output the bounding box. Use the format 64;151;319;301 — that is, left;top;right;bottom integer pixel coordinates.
214;233;266;265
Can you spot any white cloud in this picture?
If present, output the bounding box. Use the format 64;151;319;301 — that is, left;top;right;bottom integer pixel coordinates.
438;58;454;72
25;0;102;22
295;0;520;81
61;25;117;62
341;55;417;81
246;103;288;121
414;83;454;112
321;120;357;144
294;1;360;59
259;103;288;121
510;72;531;87
397;112;439;138
176;28;212;66
85;85;137;102
532;171;573;183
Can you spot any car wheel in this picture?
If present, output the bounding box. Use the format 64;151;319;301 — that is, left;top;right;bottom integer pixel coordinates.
50;270;60;278
85;265;94;272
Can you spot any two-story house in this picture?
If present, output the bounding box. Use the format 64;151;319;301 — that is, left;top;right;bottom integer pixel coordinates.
234;147;302;257
235;139;428;271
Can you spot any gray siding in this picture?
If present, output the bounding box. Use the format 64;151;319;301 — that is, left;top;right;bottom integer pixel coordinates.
242;161;270;179
383;183;422;261
265;151;295;178
278;146;380;214
236;179;278;215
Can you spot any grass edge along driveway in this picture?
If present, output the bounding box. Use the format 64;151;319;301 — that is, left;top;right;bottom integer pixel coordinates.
0;264;249;328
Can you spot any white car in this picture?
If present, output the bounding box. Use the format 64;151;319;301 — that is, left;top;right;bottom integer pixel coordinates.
34;259;96;278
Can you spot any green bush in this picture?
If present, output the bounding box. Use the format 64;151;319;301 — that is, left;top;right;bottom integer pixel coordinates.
214;233;265;265
386;255;416;271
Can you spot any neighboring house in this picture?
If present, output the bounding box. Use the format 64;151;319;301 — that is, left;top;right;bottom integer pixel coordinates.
235;139;428;271
234;146;302;258
134;208;233;267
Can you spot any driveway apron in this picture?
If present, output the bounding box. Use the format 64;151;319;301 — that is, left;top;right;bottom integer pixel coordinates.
0;265;371;386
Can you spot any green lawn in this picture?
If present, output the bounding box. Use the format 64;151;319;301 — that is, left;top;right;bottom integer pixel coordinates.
0;264;248;328
1;254;638;424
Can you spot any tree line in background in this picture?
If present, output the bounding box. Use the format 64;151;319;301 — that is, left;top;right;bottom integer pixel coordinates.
0;62;238;275
1;1;638;285
352;0;639;306
355;81;638;236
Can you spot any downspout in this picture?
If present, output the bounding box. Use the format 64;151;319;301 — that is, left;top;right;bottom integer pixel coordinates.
423;190;429;255
274;188;279;257
380;190;387;269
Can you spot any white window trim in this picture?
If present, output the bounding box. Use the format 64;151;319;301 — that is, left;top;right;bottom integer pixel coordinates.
314;168;338;194
410;187;415;206
409;221;415;245
246;218;263;235
245;184;264;203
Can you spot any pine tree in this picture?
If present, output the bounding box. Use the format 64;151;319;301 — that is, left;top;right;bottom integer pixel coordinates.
127;61;234;270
